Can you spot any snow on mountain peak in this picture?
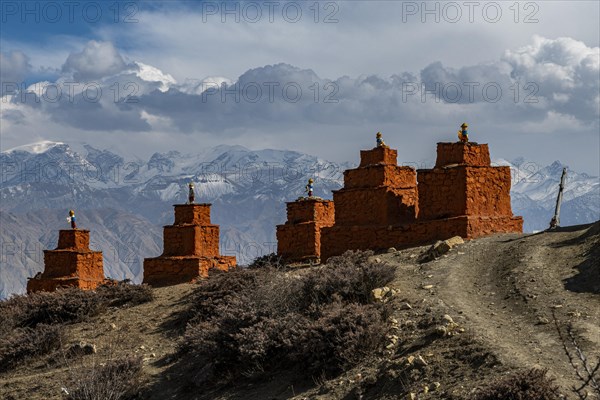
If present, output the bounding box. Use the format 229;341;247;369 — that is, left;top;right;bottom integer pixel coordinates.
133;62;177;92
25;81;53;98
3;140;65;154
510;157;526;167
547;160;567;174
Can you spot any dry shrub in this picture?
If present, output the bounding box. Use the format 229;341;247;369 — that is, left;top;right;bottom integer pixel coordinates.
0;289;97;372
247;253;287;269
296;300;388;375
474;368;562;400
187;268;261;323
0;283;153;334
182;250;395;381
301;250;396;309
65;355;144;400
96;282;154;308
0;288;102;332
0;282;153;372
0;324;61;372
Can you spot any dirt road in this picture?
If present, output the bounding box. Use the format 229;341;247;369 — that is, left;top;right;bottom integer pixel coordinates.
387;223;599;396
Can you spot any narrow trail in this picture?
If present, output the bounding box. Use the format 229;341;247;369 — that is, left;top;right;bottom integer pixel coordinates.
429;227;600;392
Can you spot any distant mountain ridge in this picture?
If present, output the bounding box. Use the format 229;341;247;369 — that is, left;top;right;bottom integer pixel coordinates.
1;142;598;298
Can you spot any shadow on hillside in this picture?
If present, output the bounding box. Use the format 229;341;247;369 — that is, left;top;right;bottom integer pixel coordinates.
157;289;196;337
145;282;318;399
498;232;540;243
504;222;598;245
563;244;600;294
550;221;600;247
554;222;600;234
557;222;600;294
143;353;316;400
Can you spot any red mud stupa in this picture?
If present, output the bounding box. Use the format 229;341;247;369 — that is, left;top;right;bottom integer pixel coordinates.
27;229;105;293
143;204;236;286
280;139;523;261
416;142;523;238
276;198;335;263
320;146;420;258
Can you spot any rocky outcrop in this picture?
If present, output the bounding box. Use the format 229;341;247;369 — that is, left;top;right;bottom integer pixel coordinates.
418;236;464;263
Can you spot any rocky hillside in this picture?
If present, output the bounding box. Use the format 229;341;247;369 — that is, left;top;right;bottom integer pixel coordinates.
1;223;598;400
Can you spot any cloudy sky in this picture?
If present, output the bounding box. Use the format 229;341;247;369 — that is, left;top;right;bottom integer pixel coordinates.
1;0;599;173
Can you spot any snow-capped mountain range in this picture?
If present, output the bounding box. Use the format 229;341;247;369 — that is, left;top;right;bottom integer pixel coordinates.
0;142;598;299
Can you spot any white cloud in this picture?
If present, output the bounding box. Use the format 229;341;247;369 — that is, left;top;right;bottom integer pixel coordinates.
62;41;129;81
503;36;600;121
88;1;599;82
1;35;599;174
0;50;31;94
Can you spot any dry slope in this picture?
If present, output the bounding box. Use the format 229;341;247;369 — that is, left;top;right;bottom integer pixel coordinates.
1;222;598;399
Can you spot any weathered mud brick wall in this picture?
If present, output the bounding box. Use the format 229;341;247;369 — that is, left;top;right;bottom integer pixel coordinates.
320;146;419;259
163;225;220;257
27;230;105;293
334;147;418;225
359;146;399;167
435;142;491;167
143;204;236;286
144;256;235;287
57;229;90;250
333;186;418;226
174;204;211;225
417;142;522;239
277;199;334;262
417;166;515;220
